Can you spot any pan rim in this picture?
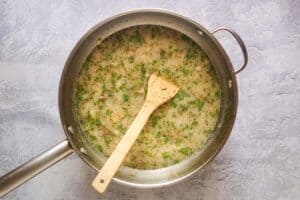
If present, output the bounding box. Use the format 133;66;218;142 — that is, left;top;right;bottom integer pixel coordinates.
58;8;238;188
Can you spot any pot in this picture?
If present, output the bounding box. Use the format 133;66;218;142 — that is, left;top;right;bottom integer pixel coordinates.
0;9;248;197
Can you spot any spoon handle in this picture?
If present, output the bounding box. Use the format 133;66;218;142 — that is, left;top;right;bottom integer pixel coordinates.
91;103;155;193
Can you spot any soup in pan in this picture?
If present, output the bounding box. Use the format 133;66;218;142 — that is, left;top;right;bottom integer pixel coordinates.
75;25;221;169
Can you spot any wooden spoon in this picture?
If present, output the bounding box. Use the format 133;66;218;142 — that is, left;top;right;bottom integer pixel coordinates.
91;73;179;193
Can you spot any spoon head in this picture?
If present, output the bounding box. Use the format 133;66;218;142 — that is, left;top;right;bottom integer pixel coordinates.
145;74;179;107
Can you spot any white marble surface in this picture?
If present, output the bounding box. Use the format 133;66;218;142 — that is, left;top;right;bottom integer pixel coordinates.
0;0;299;199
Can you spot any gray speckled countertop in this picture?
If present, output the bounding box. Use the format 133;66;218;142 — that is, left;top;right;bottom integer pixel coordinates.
0;0;299;199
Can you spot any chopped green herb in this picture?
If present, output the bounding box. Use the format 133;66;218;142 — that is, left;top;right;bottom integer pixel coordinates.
141;150;152;157
162;134;171;143
181;67;189;76
176;90;188;101
178;147;193;156
95;98;104;106
174;159;180;164
84;54;93;65
175;138;183;145
128;56;135;63
162;68;172;78
155;131;162;138
115;33;122;43
184;47;198;62
150;114;162;128
162;152;171;160
95;144;103;153
86;114;102;128
103;51;113;61
215;90;221;97
119;60;125;67
101;84;108;95
130;155;136;161
150;27;161;39
135;63;146;77
105;109;113;117
104;136;112;146
122;93;129;102
180;34;193;44
118;82;127;91
129;30;144;44
194;99;204;112
210;110;219;118
160;49;167;59
117;123;126;134
191;120;198;127
204;129;212;136
89;135;97;142
181;124;190;132
170;100;177;108
75;84;85;105
178;105;189;113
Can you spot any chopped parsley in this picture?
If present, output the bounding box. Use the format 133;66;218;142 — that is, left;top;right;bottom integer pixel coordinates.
86;113;102;128
175;90;189;101
193;99;204;112
122;93;129;102
155;131;162;138
75;84;85;105
104;136;112;146
180;67;190;76
162;152;171;160
178;147;193;156
129;30;144;44
215;90;221;97
128;56;135;63
185;47;197;60
160;49;167;59
204;129;213;136
130;155;136;161
178;105;189;113
150;114;162;128
170;100;177;108
95;144;103;153
89;135;97;142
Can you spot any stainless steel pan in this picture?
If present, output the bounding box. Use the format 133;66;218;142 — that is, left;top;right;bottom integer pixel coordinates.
0;9;248;197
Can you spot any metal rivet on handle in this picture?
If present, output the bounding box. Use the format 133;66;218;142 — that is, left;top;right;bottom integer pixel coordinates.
197;30;203;36
228;80;232;88
80;147;87;155
67;126;74;134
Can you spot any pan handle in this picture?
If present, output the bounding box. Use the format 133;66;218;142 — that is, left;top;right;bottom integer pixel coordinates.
0;140;73;197
212;27;248;74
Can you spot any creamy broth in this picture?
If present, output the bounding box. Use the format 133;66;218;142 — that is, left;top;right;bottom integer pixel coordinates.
75;25;221;169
